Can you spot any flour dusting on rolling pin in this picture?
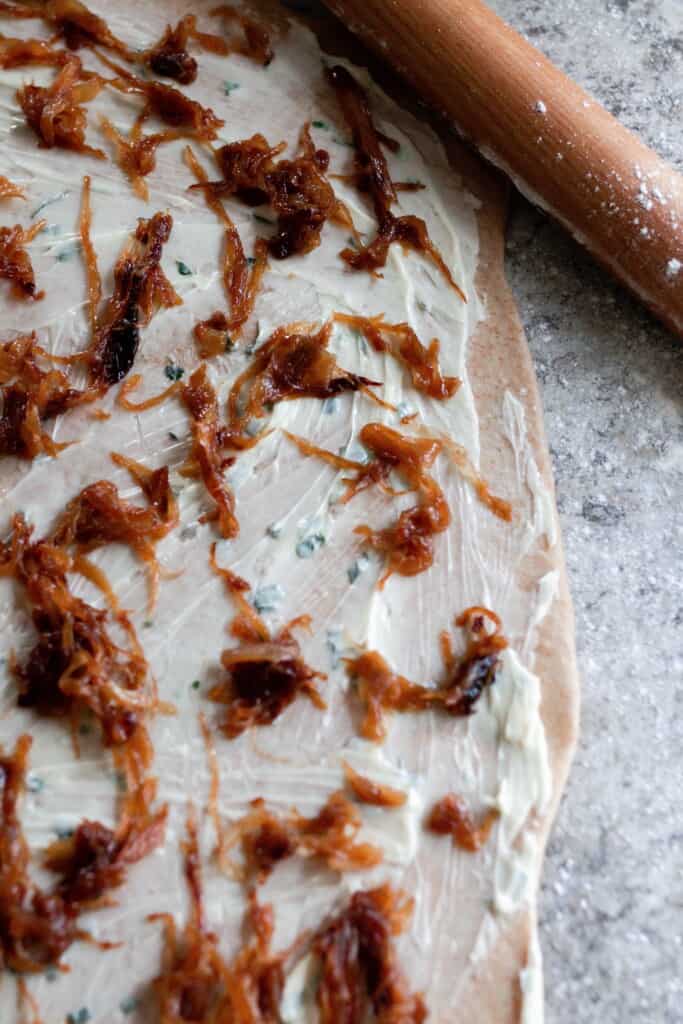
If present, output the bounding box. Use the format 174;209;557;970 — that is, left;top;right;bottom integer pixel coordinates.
321;0;683;336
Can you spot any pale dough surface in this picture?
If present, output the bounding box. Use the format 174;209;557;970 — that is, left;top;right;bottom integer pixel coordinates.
0;3;579;1021
443;138;579;1022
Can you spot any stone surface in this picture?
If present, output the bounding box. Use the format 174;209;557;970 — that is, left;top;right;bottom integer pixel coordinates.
6;0;677;1019
487;2;682;1021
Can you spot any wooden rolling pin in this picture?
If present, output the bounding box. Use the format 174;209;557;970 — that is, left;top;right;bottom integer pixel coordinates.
321;0;683;337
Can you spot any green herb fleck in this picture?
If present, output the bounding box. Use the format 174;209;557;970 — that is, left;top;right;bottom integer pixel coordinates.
312;119;328;130
45;967;58;982
246;256;256;267
55;825;74;840
253;213;274;226
347;563;361;584
326;628;344;669
78;723;91;736
322;397;338;415
55;240;81;262
332;136;353;148
176;260;192;276
416;299;427;312
143;618;154;628
347;554;370;584
191;679;201;690
266;522;282;539
252;584;284;614
164;363;184;382
346;325;368;355
31;189;69;218
120;995;138;1014
114;771;127;793
296;531;326;559
67;1010;91;1024
168;431;179;442
225;335;234;353
26;773;44;793
223;80;240;94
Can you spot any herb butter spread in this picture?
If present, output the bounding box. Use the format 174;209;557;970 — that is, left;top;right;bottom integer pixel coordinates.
0;1;557;1020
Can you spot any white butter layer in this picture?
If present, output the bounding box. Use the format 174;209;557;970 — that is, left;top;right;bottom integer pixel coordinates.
0;2;558;1021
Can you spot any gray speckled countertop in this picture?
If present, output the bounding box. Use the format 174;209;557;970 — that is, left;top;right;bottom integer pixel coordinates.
486;2;683;1021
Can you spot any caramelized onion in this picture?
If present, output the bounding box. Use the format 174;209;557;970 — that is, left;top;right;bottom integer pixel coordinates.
221;790;382;883
0;735;78;973
196;123;352;260
185;145;268;339
100;114;180;202
211;623;326;738
143;14;230;84
181;365;241;538
0;514;157;771
0;1;42;15
145;16;199;84
227;322;379;432
193;310;234;359
208;549;326;736
0;175;25;200
343;761;407;807
17;55;105;158
50;452;178;608
44;783;166;906
0;734;165;976
0;333;92;459
312;884;427;1024
0;35;64;69
334;312;460;400
150;810;288;1023
438;606;509;714
287;421;439;505
265;126;348;259
354;481;449;586
105;57;223;140
117;372;181;411
345;649;424;742
97;43;222;197
2;0;132;58
287;420;510;584
45;0;134;58
326;64;465;300
79;174;100;332
288;421;447;584
209;542;268;642
346;606;508;740
291;790;382;873
0;220;45;300
152;817;419;1021
426;793;498;852
80;176;181;386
